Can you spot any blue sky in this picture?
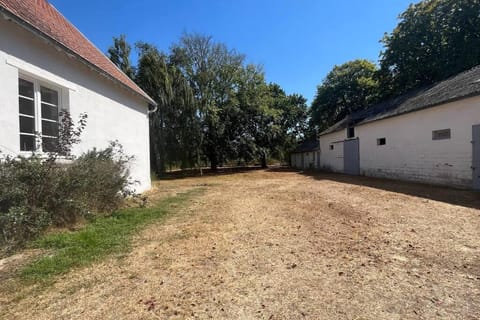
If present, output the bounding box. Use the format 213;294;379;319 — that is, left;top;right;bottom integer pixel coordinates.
50;0;414;104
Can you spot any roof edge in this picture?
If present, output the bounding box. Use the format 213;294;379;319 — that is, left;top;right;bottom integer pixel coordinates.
0;6;157;107
320;91;480;137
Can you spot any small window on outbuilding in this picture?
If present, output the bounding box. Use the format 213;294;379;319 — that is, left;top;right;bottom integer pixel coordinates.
329;145;334;150
377;138;386;146
432;129;451;140
347;127;355;139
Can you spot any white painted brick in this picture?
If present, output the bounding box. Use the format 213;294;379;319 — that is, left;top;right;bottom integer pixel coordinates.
319;95;480;188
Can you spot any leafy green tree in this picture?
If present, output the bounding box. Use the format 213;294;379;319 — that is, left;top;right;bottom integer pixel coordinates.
135;43;197;175
310;59;379;132
170;33;245;170
267;84;309;163
109;32;308;173
107;34;136;80
379;0;480;97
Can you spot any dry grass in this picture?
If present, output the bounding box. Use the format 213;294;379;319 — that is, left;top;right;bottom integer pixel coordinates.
1;168;479;319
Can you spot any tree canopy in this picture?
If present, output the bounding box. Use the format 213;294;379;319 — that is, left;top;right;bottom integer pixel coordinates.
379;0;480;96
310;60;379;132
310;0;480;133
109;33;308;174
107;34;136;80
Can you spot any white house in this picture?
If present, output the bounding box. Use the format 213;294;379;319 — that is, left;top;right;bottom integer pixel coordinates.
0;0;156;192
290;139;320;170
319;65;480;190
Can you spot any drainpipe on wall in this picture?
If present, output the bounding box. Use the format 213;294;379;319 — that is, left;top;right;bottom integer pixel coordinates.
147;104;158;115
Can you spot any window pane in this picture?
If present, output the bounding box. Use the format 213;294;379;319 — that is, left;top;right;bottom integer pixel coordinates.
19;116;35;133
20;134;35;151
19;79;34;98
42;137;58;152
40;86;58;105
41;103;59;121
19;97;35;116
347;127;355;138
42;120;59;137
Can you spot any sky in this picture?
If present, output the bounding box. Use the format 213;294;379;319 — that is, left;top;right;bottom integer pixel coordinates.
50;0;414;104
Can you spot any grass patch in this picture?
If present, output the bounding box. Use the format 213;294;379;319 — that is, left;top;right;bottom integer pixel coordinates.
19;188;203;283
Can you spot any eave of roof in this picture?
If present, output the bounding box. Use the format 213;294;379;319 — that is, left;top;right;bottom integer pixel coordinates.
0;1;157;106
320;64;480;136
291;139;320;153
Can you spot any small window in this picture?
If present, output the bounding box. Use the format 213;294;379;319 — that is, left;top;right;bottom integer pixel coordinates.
329;145;334;150
377;138;386;145
347;127;355;138
432;129;451;140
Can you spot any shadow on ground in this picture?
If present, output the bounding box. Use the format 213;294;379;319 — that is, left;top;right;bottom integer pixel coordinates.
268;167;480;210
158;166;267;181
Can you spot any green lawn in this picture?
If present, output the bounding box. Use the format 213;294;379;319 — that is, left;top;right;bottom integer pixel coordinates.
20;188;202;283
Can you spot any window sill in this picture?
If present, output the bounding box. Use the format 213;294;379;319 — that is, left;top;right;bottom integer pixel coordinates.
17;151;74;163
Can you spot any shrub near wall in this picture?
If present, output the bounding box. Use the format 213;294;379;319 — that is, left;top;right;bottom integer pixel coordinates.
0;143;135;254
0;113;136;255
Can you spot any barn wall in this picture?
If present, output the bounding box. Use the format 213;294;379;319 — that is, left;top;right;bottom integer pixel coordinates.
304;151;315;169
290;153;298;168
0;17;151;191
319;95;480;188
290;151;318;170
357;96;480;188
319;130;345;172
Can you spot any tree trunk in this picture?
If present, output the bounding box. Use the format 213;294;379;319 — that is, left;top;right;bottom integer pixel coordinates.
210;159;218;171
260;150;268;169
209;149;218;171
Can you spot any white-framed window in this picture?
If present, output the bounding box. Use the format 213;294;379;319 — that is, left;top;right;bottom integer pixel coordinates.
18;75;64;152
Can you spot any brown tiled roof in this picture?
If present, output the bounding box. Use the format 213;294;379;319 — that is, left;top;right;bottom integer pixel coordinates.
0;0;156;105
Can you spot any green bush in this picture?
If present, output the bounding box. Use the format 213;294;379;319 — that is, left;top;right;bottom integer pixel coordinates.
0;113;137;254
0;144;135;253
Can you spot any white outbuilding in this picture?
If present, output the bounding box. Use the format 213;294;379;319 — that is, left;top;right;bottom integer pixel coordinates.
0;0;156;192
290;139;320;170
319;65;480;190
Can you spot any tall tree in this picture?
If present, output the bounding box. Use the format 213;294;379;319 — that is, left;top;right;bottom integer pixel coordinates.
379;0;480;97
310;59;379;132
135;43;196;175
109;33;308;173
107;34;136;80
267;84;309;163
170;33;245;170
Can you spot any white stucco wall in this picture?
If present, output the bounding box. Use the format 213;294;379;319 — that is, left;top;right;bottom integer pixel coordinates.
291;151;318;170
0;17;151;192
290;153;299;168
319;130;345;173
319;95;480;188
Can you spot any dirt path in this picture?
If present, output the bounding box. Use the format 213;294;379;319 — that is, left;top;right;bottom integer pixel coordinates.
2;169;480;319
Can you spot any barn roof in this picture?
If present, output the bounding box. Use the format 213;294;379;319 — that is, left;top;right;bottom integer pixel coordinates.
320;64;480;136
0;0;156;106
291;139;320;154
